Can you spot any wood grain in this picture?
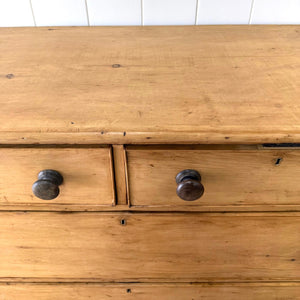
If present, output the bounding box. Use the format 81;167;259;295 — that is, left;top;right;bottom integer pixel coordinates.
112;145;127;205
0;26;299;144
127;146;300;209
1;283;300;299
0;147;115;208
0;212;299;282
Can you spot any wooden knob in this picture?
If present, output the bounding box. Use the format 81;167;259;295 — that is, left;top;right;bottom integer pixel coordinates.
32;170;63;200
176;169;204;201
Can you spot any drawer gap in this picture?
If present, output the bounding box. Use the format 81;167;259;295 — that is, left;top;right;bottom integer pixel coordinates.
262;143;300;148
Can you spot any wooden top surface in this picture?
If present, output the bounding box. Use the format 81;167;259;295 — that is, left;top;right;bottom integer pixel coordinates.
0;26;299;144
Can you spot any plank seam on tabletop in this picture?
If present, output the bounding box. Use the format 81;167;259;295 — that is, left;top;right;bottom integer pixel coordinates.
29;0;37;26
1;281;300;285
195;0;199;25
248;0;255;24
1;278;300;283
84;0;90;26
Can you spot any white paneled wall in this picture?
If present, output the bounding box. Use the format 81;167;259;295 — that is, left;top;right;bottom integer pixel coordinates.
87;0;141;25
31;0;88;26
0;0;299;26
0;0;34;27
197;0;253;24
251;0;300;24
143;0;197;25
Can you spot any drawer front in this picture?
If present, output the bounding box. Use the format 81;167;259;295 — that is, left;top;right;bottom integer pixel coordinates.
1;283;300;300
0;147;114;209
0;212;299;281
127;146;300;210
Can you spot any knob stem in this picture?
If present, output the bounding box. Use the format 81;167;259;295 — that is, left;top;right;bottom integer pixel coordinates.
176;169;201;184
37;170;63;185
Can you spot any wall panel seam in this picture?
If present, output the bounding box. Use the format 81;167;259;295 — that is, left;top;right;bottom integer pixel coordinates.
84;0;90;26
195;0;199;25
29;0;37;26
248;0;255;24
141;0;144;26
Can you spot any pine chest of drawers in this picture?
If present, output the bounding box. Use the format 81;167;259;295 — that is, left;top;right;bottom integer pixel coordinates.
0;26;299;299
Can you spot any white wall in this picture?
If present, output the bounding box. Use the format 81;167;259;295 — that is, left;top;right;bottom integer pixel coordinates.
0;0;299;27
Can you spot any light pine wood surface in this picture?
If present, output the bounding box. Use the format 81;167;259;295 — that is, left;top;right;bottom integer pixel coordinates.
0;212;299;282
0;26;299;144
0;26;299;298
0;147;115;208
1;283;300;300
112;145;127;205
127;146;300;209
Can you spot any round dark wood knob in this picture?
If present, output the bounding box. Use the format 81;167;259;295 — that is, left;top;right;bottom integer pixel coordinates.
32;170;63;200
176;169;204;201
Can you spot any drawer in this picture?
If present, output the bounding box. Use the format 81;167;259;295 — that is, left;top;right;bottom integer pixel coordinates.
1;283;300;300
0;147;114;210
126;145;300;210
0;212;299;281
